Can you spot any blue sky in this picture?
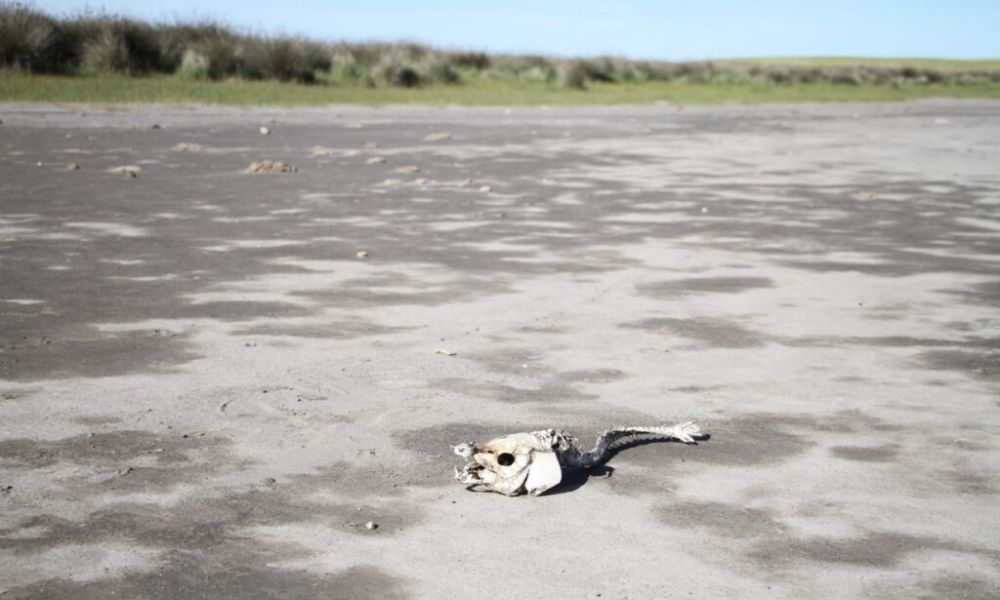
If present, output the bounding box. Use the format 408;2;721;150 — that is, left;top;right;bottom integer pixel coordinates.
40;1;1000;60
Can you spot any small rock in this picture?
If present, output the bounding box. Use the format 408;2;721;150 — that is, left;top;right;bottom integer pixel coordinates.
246;160;297;174
110;165;141;178
66;162;80;171
172;142;202;152
396;165;420;174
423;132;452;142
263;477;277;487
478;185;492;192
119;466;134;476
343;149;361;157
700;206;709;213
36;161;43;167
259;126;270;135
853;191;877;201
151;123;161;130
309;146;335;157
364;142;378;149
436;349;457;356
345;122;364;129
355;250;369;259
365;521;377;530
365;157;386;164
414;177;428;186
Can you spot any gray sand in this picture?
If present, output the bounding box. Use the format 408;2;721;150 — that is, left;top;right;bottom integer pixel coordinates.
1;100;998;599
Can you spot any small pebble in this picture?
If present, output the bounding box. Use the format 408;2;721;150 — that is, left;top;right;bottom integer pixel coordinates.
66;162;80;171
365;521;377;530
259;126;270;135
355;250;369;259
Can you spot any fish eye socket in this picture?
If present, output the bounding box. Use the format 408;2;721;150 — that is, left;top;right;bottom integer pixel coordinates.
497;452;515;466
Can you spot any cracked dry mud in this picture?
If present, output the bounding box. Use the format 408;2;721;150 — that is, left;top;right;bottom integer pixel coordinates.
1;100;999;599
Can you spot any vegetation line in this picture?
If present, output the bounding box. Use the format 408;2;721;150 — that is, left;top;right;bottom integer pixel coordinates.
2;2;999;105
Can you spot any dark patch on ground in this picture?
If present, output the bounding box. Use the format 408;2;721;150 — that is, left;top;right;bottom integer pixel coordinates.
919;349;1000;380
0;430;226;469
667;385;724;393
0;327;201;381
557;368;627;384
636;276;774;297
235;320;412;339
620;317;767;348
0;388;38;401
830;444;900;462
655;500;788;539
431;377;598;404
748;531;996;568
943;279;1000;307
945;468;997;495
919;574;1000;600
6;553;407;600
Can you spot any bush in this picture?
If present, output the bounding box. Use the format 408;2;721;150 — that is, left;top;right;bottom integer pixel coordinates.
0;2;63;72
240;37;314;82
559;61;589;89
80;18;162;74
429;61;460;84
450;51;490;70
176;49;209;79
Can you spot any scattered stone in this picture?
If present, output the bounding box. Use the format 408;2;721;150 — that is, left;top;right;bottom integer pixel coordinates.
355;250;369;259
478;185;492;192
396;165;420;174
365;521;378;531
436;349;457;356
172;142;202;152
309;146;335;157
415;177;428;186
853;191;877;201
364;142;378;149
118;466;134;476
66;162;80;171
151;123;161;130
345;122;364;129
366;157;386;164
259;126;271;136
1;485;12;494
423;132;452;142
246;160;297;174
263;477;277;487
343;149;361;157
36;161;43;167
700;206;709;213
110;165;142;178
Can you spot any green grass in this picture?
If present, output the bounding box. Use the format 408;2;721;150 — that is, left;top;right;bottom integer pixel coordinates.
723;57;1000;72
3;73;1000;106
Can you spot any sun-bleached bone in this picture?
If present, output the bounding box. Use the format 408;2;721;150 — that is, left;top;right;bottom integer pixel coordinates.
453;421;706;496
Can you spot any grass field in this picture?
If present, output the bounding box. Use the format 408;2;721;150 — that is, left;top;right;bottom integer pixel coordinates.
724;57;1000;72
4;73;1000;106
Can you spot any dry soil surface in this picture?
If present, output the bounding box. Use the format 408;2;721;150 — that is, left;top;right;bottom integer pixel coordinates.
1;100;999;599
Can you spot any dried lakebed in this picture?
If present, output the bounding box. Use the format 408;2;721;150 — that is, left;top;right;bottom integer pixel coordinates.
1;100;999;599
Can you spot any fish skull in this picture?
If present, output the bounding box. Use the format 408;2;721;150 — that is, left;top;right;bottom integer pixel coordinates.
453;432;562;496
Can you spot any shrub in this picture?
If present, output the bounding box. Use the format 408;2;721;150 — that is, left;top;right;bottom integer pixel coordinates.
0;2;63;72
240;37;314;82
559;61;589;89
80;18;162;74
429;61;460;84
176;49;209;79
450;51;490;70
